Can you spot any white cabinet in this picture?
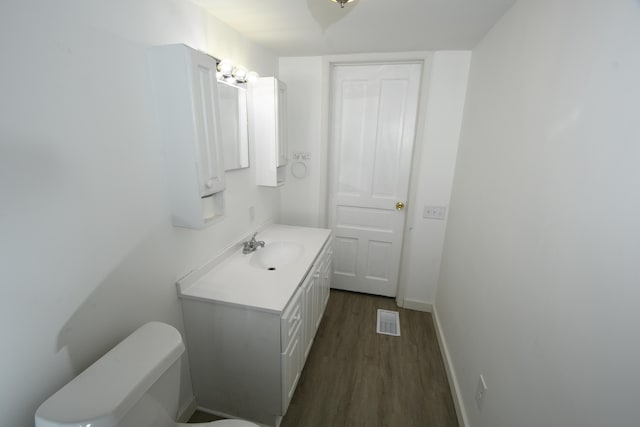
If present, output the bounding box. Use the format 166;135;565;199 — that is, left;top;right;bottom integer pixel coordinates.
251;77;288;186
280;290;303;411
180;235;332;427
301;268;319;361
302;238;333;361
180;298;285;426
149;44;225;228
319;242;333;322
276;81;288;167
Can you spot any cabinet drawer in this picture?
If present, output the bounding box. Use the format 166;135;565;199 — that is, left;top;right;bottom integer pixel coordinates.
281;288;303;351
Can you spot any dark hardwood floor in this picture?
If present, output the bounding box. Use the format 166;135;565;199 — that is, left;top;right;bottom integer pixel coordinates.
190;290;458;427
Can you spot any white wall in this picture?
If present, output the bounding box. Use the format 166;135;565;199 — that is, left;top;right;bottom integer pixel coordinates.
436;1;640;426
0;1;278;426
278;52;470;307
399;51;470;310
279;56;324;227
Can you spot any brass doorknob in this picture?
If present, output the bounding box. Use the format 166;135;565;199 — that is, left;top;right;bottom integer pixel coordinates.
396;201;405;211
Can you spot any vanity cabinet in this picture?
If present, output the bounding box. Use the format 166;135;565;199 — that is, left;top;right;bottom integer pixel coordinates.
149;44;225;228
178;226;332;427
251;77;288;186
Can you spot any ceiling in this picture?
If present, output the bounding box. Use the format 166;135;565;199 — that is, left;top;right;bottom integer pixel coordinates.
191;0;516;56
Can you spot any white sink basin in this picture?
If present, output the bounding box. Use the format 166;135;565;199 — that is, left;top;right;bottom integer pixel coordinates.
250;241;304;270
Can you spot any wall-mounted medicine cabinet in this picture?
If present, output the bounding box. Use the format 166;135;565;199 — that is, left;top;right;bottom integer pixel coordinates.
218;80;249;171
149;44;225;228
250;77;288;187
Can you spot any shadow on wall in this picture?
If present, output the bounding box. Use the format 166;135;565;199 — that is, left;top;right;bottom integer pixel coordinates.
306;0;357;31
55;223;183;375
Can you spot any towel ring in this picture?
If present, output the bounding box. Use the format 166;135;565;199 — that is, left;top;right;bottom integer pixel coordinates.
291;161;308;179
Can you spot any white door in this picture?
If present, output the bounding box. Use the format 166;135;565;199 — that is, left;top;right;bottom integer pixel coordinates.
329;63;421;297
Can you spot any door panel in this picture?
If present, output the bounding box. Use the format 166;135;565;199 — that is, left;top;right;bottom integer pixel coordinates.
335;206;395;232
372;79;409;197
329;63;421;297
333;237;358;277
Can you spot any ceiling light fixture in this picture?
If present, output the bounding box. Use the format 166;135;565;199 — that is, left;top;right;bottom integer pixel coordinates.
331;0;355;8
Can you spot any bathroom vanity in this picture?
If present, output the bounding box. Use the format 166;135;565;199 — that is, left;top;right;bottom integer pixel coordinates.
177;224;332;426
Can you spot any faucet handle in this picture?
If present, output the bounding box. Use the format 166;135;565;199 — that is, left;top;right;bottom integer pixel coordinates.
250;232;258;241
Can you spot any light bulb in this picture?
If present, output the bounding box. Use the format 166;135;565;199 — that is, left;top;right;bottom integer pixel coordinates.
217;59;234;77
247;71;260;83
233;66;248;83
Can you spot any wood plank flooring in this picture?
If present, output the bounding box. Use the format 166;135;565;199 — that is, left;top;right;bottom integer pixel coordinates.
190;290;458;427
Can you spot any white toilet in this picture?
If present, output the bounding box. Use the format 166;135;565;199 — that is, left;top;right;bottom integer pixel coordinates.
35;322;260;427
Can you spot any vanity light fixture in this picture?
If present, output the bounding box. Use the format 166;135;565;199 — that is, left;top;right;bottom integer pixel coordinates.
216;58;257;84
331;0;355;8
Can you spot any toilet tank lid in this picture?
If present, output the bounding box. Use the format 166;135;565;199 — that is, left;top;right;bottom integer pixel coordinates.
35;322;185;427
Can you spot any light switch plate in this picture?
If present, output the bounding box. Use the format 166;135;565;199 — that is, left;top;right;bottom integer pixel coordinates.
423;205;447;220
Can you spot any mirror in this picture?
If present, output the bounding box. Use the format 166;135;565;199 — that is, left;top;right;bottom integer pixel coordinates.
218;80;249;170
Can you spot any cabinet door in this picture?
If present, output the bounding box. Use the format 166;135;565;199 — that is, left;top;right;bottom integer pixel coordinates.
188;49;225;196
321;251;333;313
281;322;302;413
276;80;288;167
252;77;287;186
313;261;324;330
302;273;316;360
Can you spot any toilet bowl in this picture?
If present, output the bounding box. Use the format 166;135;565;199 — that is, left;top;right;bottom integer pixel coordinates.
35;322;260;427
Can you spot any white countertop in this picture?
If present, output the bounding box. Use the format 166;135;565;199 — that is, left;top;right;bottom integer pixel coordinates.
178;224;331;313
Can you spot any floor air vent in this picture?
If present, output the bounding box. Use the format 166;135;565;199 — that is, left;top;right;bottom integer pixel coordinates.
376;309;401;336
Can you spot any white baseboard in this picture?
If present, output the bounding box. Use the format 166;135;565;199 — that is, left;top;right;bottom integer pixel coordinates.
432;306;469;427
402;298;433;312
176;396;198;422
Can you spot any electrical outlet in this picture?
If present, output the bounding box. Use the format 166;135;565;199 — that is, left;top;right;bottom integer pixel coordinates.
475;374;488;410
423;205;447;220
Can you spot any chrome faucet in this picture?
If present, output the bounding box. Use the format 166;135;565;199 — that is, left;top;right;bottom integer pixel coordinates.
242;232;265;254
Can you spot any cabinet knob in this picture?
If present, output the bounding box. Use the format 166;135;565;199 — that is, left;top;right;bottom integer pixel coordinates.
206;179;214;188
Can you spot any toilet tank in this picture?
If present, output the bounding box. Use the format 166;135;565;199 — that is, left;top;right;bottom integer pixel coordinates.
35;322;186;427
